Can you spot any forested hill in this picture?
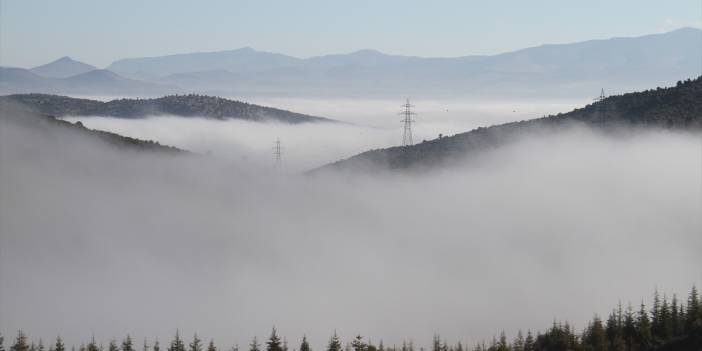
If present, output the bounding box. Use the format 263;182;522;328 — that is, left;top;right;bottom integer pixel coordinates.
316;77;702;173
0;104;184;154
0;93;334;124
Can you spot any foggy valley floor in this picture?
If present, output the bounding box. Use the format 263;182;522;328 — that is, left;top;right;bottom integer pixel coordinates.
60;97;589;172
0;104;700;349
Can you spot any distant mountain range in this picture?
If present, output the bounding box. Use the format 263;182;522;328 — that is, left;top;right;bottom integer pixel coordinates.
0;93;335;123
1;28;700;97
0;64;179;95
314;76;702;173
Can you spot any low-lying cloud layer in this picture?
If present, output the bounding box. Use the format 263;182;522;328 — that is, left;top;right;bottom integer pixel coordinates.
63;98;588;172
1;103;700;350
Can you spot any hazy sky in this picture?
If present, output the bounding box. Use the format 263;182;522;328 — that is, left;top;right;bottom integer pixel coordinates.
1;0;701;68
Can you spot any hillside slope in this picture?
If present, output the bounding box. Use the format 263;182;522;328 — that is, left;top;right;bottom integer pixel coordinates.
0;93;335;123
316;77;702;172
0;103;184;154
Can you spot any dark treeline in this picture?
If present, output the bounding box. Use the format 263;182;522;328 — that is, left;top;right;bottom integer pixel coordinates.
3;287;701;351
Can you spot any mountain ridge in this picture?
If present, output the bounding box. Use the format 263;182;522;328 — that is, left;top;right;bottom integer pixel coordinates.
0;67;180;95
101;27;701;98
0;93;335;123
313;76;702;173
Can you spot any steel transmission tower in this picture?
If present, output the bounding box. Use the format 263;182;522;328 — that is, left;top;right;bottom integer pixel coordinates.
273;139;282;170
594;88;606;117
595;88;606;103
399;99;416;147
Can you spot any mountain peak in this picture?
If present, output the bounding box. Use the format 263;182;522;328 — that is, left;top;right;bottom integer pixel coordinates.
349;49;385;56
31;56;97;78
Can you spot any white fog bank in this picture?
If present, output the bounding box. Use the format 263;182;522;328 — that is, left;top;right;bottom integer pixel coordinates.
63;98;588;172
1;111;700;350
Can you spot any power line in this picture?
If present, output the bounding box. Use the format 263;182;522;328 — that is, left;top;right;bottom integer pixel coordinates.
399;99;416;147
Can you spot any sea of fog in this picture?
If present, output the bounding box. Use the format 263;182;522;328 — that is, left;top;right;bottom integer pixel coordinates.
2;98;701;350
63;97;589;172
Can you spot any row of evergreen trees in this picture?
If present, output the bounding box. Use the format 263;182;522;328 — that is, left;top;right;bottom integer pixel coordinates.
3;287;701;351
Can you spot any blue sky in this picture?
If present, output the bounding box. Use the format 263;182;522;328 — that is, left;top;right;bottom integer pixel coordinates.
1;0;700;68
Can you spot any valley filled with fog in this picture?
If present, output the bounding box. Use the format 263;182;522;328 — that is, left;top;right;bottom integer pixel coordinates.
2;96;700;349
63;97;588;171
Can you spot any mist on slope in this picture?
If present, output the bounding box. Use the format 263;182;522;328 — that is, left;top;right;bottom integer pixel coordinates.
63;98;588;171
1;105;700;350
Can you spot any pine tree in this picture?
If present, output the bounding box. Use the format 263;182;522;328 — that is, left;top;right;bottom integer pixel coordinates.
326;332;341;351
350;336;365;351
1;333;5;351
207;340;216;351
10;331;29;351
266;329;282;351
687;286;702;334
88;338;99;351
431;336;440;351
189;335;202;351
523;331;534;351
143;339;149;351
495;332;508;351
671;294;680;337
512;331;524;351
636;302;653;350
123;336;135;351
169;331;186;351
299;337;310;351
249;337;260;351
38;340;45;351
622;304;636;350
651;289;662;341
109;340;119;351
153;340;160;351
55;338;65;351
584;316;606;351
659;294;673;341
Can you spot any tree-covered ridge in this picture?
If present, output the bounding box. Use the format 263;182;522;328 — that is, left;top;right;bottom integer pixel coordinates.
3;287;701;351
0;94;334;124
319;77;702;172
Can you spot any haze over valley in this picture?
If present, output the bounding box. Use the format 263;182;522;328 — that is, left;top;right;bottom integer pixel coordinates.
1;2;701;351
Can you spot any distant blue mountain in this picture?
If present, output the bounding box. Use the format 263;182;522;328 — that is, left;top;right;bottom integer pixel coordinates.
0;67;179;96
30;56;97;78
3;28;700;97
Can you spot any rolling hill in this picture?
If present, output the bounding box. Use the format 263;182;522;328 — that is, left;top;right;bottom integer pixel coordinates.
0;93;335;123
314;77;702;173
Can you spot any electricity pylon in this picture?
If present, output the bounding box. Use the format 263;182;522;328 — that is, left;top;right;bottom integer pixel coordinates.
399;99;416;147
273;139;282;170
